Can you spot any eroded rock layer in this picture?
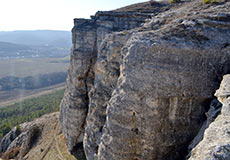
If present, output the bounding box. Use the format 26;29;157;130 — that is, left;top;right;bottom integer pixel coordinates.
59;10;152;155
60;1;230;160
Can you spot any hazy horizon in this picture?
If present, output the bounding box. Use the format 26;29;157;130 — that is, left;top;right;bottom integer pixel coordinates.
0;0;148;31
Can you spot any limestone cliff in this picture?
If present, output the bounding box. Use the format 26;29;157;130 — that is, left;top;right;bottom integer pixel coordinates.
59;9;153;158
60;0;230;160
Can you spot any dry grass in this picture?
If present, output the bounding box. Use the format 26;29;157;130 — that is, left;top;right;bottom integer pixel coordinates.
20;113;78;160
113;0;171;13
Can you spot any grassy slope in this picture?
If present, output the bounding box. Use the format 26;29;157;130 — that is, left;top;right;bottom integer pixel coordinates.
22;113;78;160
0;91;85;160
0;89;65;138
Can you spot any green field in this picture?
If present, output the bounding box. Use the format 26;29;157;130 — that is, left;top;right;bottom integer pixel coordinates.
0;57;69;78
0;89;65;138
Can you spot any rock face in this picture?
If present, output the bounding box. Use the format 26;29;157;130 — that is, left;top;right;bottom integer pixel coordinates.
187;98;222;155
60;1;230;160
59;10;152;155
189;75;230;160
0;113;78;160
0;126;20;153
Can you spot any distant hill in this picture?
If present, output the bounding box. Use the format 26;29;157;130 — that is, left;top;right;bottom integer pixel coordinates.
0;30;72;58
0;41;30;52
0;30;72;48
0;41;33;58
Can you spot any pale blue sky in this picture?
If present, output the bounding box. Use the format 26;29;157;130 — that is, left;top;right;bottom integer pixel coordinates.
0;0;148;31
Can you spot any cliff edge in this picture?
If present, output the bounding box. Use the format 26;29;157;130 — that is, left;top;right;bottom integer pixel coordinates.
60;0;230;160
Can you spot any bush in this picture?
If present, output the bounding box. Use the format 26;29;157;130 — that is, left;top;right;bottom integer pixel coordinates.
203;0;219;4
15;125;21;136
170;0;181;3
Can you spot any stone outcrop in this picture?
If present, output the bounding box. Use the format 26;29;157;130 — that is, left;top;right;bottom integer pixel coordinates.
0;112;78;160
189;75;230;160
60;0;230;160
0;126;20;153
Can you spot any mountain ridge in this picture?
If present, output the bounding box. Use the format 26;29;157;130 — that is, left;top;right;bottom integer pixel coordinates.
0;30;71;48
0;30;72;58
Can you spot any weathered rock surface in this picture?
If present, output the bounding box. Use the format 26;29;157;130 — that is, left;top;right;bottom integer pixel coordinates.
60;0;230;160
59;9;152;156
0;113;78;160
0;126;20;153
189;74;230;160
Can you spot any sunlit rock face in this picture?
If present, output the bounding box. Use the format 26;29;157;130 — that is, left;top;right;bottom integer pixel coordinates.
59;11;151;156
60;0;230;160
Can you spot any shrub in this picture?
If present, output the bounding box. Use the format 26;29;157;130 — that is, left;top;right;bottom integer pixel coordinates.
203;0;219;4
15;124;21;136
121;31;127;35
170;0;181;3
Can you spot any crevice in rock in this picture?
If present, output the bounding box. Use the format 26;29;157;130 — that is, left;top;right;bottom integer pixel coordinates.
162;142;191;160
221;42;230;49
71;142;87;160
188;74;230;159
205;13;230;23
72;37;98;157
186;98;222;159
160;97;221;160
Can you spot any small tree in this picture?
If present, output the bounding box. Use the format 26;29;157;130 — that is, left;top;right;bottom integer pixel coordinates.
15;124;21;136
